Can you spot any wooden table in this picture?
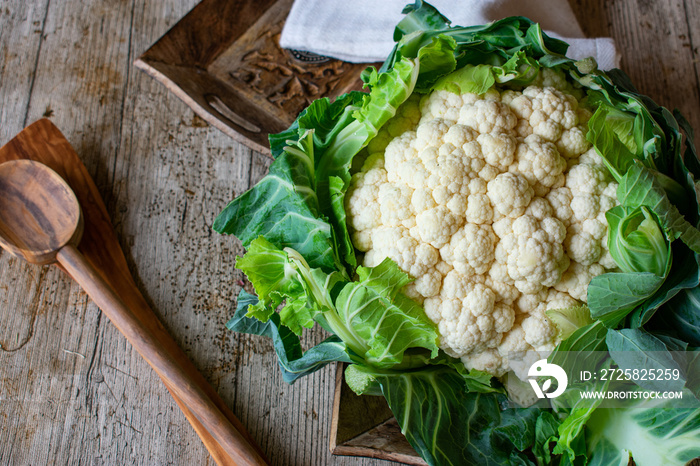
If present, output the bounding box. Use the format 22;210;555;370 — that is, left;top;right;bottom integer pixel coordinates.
1;1;699;465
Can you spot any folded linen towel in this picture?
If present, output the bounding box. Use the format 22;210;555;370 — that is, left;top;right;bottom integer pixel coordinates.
279;0;619;70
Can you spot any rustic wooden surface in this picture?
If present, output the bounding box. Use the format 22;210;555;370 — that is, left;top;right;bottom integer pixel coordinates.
0;1;699;465
0;119;269;465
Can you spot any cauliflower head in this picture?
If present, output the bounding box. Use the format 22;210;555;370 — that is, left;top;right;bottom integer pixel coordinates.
345;75;619;378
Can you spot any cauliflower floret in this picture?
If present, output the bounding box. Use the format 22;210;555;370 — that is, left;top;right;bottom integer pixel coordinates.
404;268;444;301
477;132;517;171
462;348;508;377
566;163;618;231
492;302;516;333
599;248;617;270
411;188;437;212
440;223;497;275
499;89;519;106
554;261;606;302
495;214;569;294
424;275;515;358
570;194;601;222
458;99;518;134
366;129;392;156
420;89;464;122
378;182;414;228
508;93;534;119
525;197;554;220
578;147;606;166
443;123;480;148
364;225;440;276
497;323;543;381
486;264;520;305
465;193;493;224
415;118;452;150
523;86;580;141
423;144;483;200
557;126;591;159
435;260;454;275
492;216;514;239
529;68;573;93
481;87;502;101
577;107;593;126
546;186;574;226
566;155;614;197
511;134;566;192
345;167;387;250
386;94;422;137
544;288;579;311
384;130;418;178
582;218;608;242
469;176;489;194
392;152;430;189
479;164;500;182
498;322;533;356
509;288;575;358
516;289;547;314
361;152;385;171
414;205;462;248
487;172;534;218
564;224;602;266
521;307;559;350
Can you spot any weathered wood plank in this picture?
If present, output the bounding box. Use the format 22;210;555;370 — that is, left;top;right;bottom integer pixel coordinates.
0;0;51;370
1;0;220;464
0;1;50;141
681;0;700;139
0;2;77;465
571;0;700;148
117;1;260;464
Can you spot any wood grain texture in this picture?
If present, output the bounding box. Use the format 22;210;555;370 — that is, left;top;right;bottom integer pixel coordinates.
0;119;267;465
1;1;699;465
569;0;700;148
54;242;267;466
0;144;267;464
0;160;83;265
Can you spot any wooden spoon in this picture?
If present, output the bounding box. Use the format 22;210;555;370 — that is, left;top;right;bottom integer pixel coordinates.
0;159;267;465
0;159;267;464
1;119;270;465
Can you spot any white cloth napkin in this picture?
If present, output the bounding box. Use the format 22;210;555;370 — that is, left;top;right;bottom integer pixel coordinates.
280;0;619;70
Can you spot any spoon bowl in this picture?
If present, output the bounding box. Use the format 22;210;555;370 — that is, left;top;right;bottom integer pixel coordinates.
0;159;83;265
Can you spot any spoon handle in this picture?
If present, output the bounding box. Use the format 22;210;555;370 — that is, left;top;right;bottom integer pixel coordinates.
56;244;268;466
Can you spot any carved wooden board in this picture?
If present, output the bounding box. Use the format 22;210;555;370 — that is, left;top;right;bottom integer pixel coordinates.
135;0;373;153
